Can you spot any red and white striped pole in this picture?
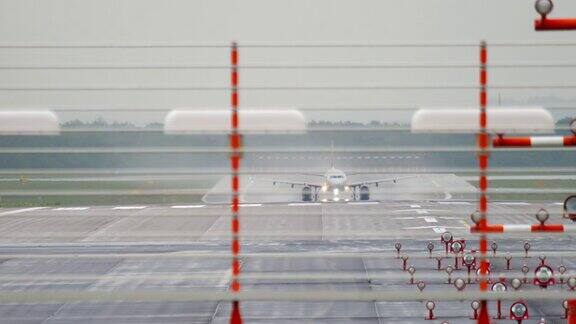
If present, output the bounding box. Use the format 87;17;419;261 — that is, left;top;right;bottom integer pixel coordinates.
477;40;491;324
471;224;576;233
493;135;576;147
229;41;243;324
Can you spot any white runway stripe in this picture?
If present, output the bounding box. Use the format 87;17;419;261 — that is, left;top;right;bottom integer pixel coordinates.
433;227;447;233
54;207;89;211
0;207;47;216
170;205;206;209
347;201;379;205
494;202;531;206
438;201;472;205
112;206;147;210
239;204;262;207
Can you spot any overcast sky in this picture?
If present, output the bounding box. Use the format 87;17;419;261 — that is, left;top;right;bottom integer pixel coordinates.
0;0;575;124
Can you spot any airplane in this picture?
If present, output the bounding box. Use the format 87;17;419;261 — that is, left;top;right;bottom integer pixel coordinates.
265;142;416;202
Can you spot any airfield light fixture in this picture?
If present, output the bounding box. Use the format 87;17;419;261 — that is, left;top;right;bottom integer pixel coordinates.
567;276;576;290
505;252;513;270
521;265;530;283
510;301;529;322
470;210;481;225
492;282;507;292
435;253;443;270
476;266;491;283
441;231;453;253
463;253;475;267
417;280;426;292
451;241;463;254
535;0;554;18
563;196;576;222
445;265;454;284
511;278;523;290
570;119;576;135
538;255;547;266
427;242;434;256
408;265;416;284
454;278;466;291
441;231;453;243
425;301;436;320
534;265;554;288
535;208;550;225
557;265;567;285
523;241;531;257
463;253;475;283
491;241;498;255
394;242;402;257
470;300;480;320
401;254;409;271
492;282;507;320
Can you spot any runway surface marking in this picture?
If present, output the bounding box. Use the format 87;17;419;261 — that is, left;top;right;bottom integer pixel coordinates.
438;201;472;205
410;204;421;208
170;205;206;209
403;226;467;232
347;201;380;205
112;206;147;210
494;202;531;206
53;207;89;211
0;207;47;216
257;155;421;160
433;227;447;233
288;203;322;206
424;216;438;223
238;204;262;207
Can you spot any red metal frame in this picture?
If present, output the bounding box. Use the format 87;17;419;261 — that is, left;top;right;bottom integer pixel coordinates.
229;42;243;324
535;18;576;30
477;40;491;324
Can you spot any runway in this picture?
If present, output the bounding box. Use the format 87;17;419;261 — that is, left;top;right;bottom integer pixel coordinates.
0;200;572;323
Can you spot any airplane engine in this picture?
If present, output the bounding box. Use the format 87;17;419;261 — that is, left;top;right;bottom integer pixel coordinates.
359;185;370;201
302;186;313;202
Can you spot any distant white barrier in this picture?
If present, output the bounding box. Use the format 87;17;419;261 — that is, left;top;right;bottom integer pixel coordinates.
411;107;554;134
0;111;59;135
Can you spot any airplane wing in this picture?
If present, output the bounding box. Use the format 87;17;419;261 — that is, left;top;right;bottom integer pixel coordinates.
256;178;324;189
347;175;418;188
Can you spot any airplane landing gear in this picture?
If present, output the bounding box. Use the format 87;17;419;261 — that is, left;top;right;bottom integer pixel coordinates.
359;185;370;201
302;186;313;202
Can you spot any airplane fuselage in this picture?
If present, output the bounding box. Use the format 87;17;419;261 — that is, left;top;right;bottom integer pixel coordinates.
319;168;352;201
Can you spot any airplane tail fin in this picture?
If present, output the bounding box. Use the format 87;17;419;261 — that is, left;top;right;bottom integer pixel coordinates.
330;140;335;168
